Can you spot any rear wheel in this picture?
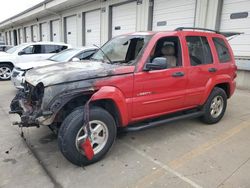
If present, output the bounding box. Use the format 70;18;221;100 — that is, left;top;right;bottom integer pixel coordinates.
58;106;117;166
0;63;13;80
201;87;227;124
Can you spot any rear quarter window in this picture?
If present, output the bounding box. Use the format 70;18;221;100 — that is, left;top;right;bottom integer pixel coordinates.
212;38;231;63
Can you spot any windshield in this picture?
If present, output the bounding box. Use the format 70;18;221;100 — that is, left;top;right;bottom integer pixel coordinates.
6;44;26;54
49;48;81;62
92;35;152;65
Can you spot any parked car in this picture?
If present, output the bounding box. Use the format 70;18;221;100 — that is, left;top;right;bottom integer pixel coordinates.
11;47;97;89
0;42;70;80
0;45;13;52
10;28;237;166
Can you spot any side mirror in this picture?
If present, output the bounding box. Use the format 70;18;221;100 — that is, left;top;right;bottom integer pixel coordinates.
144;57;168;71
72;57;80;62
18;51;25;56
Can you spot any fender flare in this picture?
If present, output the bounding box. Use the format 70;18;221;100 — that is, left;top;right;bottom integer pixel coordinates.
91;86;129;126
201;74;231;105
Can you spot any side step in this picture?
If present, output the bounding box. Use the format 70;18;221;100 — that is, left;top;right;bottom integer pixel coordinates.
123;111;204;132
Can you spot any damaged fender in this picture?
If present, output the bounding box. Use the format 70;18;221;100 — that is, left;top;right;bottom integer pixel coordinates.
90;86;129;127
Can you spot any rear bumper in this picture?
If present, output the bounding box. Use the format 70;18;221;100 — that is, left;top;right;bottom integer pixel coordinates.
230;80;236;98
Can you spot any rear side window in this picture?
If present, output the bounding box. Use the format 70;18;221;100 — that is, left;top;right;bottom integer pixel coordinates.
186;36;213;66
213;38;231;63
41;45;68;53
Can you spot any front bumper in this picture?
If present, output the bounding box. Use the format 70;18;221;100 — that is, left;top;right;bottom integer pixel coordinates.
9;88;53;127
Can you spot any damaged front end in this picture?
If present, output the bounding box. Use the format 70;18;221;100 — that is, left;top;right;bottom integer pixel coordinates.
9;82;51;127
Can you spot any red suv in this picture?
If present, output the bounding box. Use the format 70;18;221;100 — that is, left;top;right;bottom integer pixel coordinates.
10;27;237;166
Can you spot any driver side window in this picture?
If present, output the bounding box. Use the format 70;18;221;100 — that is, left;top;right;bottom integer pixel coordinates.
150;36;182;68
22;45;34;54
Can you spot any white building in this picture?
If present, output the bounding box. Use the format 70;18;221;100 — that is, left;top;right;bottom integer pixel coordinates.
0;0;249;87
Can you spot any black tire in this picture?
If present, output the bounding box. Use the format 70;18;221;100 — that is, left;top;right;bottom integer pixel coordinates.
58;106;117;166
201;87;227;124
0;63;13;81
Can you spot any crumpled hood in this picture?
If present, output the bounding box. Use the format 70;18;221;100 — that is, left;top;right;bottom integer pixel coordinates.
15;59;56;70
25;60;132;87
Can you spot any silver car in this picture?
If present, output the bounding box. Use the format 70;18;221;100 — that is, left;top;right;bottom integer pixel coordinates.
11;47;97;89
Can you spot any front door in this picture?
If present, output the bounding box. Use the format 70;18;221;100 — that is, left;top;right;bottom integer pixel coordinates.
132;36;187;121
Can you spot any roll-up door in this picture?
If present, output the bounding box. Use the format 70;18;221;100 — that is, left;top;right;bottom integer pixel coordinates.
65;15;77;47
220;0;250;57
40;22;49;41
112;1;137;37
51;20;61;42
25;27;31;42
18;28;23;44
32;25;38;42
152;0;196;31
85;10;101;46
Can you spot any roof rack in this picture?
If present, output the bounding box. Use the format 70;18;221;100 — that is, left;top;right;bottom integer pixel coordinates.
174;27;243;37
174;27;219;33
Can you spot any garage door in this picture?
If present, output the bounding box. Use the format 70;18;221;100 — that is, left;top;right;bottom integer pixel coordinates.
5;32;9;45
25;27;31;42
8;31;12;45
65;15;77;47
220;0;250;57
112;1;137;37
51;20;61;42
85;10;101;46
32;25;38;42
18;28;23;44
40;22;48;41
152;0;196;31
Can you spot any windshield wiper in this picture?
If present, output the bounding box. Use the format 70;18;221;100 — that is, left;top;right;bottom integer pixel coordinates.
93;44;113;64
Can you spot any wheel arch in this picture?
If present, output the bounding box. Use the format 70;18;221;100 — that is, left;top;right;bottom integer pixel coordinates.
90;86;129;127
52;86;128;127
0;61;14;68
202;75;232;105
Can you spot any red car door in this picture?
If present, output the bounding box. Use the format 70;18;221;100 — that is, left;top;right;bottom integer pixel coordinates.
183;34;217;107
132;35;187;122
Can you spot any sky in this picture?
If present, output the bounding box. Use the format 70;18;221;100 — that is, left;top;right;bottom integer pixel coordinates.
0;0;44;22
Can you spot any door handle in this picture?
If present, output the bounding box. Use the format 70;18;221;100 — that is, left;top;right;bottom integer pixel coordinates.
208;68;217;73
172;72;185;77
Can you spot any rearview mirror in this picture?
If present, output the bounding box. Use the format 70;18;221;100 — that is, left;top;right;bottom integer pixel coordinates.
18;51;25;56
72;57;80;62
144;57;168;71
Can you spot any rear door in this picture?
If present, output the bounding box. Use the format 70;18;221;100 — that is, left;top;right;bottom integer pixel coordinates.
184;34;216;106
132;35;187;121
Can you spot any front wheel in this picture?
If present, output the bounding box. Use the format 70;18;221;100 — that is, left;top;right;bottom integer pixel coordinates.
201;87;227;124
0;63;13;80
58;106;117;166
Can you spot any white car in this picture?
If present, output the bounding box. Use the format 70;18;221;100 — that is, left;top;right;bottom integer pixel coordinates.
0;42;70;80
11;47;97;89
